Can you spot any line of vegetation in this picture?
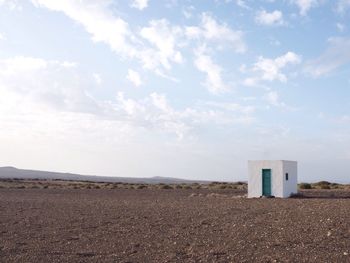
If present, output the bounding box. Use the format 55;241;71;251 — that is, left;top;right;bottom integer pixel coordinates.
0;178;248;190
298;181;347;190
1;178;348;191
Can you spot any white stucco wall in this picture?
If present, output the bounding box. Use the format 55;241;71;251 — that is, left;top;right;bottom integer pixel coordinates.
248;160;298;198
282;161;298;198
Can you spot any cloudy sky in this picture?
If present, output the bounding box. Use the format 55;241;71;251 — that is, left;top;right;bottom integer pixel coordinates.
0;0;350;182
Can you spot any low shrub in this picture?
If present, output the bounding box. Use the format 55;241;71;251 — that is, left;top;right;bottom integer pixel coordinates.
299;183;312;189
160;184;173;190
316;181;331;186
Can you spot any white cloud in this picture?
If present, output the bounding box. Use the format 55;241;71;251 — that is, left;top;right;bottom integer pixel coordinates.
263;90;297;111
335;115;350;124
115;92;191;139
0;32;6;40
0;55;254;143
31;0;136;57
182;5;195;19
255;10;284;26
0;56;47;72
126;69;142;87
292;0;318;16
61;61;77;68
205;101;255;115
236;0;250;9
185;13;246;53
269;37;281;46
263;91;286;108
243;77;258;87
265;91;278;105
194;47;228;94
0;0;21;10
115;92;255;139
305;37;350;77
30;2;244;85
0;56;97;112
249;52;301;83
93;73;102;85
31;1;183;77
140;19;184;71
130;0;149;10
336;0;350;13
336;23;345;32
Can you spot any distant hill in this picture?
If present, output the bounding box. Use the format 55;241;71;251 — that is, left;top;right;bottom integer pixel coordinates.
0;166;210;184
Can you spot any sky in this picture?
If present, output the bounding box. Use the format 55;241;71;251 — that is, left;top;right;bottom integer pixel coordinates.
0;0;350;183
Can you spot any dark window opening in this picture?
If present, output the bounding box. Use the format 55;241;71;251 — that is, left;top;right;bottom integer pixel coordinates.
286;173;289;181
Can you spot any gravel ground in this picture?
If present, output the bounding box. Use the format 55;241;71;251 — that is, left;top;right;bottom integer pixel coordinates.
0;189;349;263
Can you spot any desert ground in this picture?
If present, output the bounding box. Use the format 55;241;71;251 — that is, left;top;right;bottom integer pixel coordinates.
0;180;349;262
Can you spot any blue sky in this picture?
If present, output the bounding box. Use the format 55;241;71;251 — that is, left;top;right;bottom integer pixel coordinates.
0;0;350;182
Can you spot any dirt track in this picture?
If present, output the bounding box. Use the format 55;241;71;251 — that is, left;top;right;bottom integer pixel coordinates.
0;189;349;262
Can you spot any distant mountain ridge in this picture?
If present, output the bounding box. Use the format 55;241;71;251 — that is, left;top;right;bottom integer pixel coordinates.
0;166;210;184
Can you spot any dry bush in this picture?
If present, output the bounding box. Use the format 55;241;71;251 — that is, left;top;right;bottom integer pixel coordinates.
111;184;119;189
160;184;173;190
316;181;331;185
310;181;336;190
299;183;312;189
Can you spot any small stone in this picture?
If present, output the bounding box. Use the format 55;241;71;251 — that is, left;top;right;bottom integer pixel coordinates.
344;252;349;256
327;231;331;237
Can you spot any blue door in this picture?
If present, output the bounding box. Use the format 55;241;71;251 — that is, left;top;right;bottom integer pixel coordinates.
262;169;272;196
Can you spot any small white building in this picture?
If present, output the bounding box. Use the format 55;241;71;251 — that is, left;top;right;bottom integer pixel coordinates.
248;160;298;198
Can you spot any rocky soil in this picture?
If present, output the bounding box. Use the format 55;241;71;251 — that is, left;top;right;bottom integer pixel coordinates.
0;188;349;262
